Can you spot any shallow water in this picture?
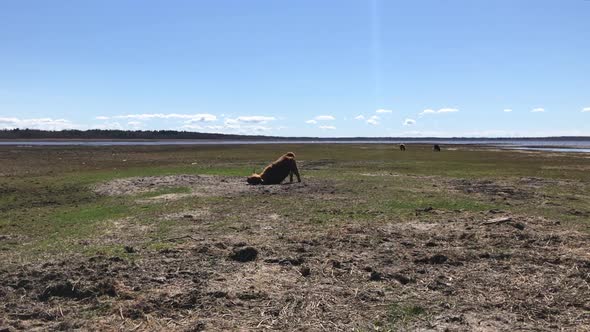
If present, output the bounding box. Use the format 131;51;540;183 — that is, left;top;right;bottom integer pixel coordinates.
1;138;589;153
506;147;590;153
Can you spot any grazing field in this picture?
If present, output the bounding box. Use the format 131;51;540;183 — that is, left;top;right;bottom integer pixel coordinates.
1;144;589;331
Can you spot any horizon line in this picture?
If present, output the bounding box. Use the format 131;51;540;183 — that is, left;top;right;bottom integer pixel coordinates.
1;128;589;140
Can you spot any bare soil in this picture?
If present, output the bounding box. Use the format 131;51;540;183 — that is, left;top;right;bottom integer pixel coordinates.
94;175;336;199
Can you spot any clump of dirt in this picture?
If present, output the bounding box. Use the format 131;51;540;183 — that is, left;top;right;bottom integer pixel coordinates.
451;179;534;200
163;209;211;221
414;253;449;265
229;246;258;262
299;266;311;277
39;279;117;301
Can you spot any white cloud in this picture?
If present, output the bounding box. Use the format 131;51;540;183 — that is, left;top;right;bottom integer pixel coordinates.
582;107;590;113
183;114;218;123
438;108;458;113
0;117;19;124
531;108;545;113
306;115;335;124
367;115;379;125
221;115;275;129
223;116;275;124
183;122;273;134
503;109;513;113
114;113;217;121
375;109;392;114
314;115;335;121
396;129;590;138
403;118;416;126
115;113;166;120
95;116;110;120
354;115;365;120
233;115;275;123
0;117;77;130
181;115;277;134
318;125;336;130
419;108;459;116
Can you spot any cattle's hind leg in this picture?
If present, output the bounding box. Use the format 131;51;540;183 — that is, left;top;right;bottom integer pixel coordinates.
291;162;301;182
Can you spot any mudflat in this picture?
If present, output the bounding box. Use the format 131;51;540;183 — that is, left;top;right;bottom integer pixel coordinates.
1;144;589;331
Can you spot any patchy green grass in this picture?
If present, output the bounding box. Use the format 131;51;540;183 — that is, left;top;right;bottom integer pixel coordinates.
385;303;427;328
1;143;589;261
51;201;130;225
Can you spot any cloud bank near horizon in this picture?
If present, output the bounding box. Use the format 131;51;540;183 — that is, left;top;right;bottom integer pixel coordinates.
2;105;589;137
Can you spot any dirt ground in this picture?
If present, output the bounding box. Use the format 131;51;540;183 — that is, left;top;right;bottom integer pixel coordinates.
93;175;335;198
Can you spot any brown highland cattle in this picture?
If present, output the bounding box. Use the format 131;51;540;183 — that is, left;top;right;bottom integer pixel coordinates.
247;152;301;185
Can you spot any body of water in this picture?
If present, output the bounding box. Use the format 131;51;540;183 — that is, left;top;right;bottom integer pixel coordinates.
1;139;590;153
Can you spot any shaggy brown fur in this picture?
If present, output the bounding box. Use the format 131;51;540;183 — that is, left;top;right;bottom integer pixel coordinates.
399;144;406;151
433;144;441;152
247;152;301;185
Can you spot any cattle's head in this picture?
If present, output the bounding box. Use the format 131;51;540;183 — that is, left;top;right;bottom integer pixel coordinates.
247;173;263;185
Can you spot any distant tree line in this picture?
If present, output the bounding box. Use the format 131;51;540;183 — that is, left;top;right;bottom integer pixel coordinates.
0;129;282;140
0;128;587;141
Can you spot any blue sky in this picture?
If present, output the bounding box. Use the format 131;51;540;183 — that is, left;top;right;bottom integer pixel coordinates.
1;0;589;137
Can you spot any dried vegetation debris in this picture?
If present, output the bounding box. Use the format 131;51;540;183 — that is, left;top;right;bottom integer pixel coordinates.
1;212;589;331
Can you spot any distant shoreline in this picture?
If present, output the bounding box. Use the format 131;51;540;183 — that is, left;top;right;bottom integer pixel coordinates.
1;129;589;142
1;138;590;153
